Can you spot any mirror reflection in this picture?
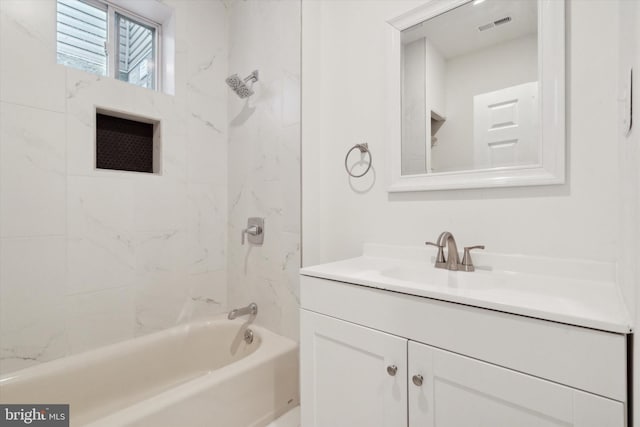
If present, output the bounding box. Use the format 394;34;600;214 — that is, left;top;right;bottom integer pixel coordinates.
401;0;538;175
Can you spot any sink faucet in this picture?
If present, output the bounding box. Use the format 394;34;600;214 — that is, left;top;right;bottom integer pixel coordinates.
426;232;484;272
437;231;460;271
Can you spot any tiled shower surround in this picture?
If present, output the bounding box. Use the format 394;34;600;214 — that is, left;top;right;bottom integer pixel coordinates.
0;0;301;374
227;0;301;341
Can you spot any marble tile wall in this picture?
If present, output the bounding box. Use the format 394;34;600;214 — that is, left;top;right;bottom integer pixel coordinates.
0;0;229;374
227;0;301;340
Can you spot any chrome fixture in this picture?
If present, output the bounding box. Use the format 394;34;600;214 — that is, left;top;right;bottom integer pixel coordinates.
344;143;373;178
226;70;259;99
427;231;460;270
426;231;484;272
412;374;424;387
244;328;254;344
241;217;264;245
459;245;485;272
228;303;258;320
386;365;398;376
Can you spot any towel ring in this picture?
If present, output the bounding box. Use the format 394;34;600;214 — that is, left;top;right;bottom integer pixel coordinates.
345;143;372;178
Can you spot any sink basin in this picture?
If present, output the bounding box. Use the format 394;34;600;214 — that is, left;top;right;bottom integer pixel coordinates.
379;265;503;291
380;265;444;284
300;244;631;333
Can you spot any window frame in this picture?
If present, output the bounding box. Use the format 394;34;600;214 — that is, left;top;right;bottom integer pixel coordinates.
59;0;162;91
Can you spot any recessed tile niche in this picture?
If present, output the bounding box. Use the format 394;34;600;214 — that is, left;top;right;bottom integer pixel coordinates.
96;110;160;174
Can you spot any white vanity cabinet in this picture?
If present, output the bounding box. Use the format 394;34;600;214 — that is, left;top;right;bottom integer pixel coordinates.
408;341;624;427
301;310;407;427
300;275;629;427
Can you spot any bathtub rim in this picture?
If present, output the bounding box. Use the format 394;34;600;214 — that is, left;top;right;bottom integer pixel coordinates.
0;315;290;386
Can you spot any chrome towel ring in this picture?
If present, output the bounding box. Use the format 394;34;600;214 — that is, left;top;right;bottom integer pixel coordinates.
345;143;372;178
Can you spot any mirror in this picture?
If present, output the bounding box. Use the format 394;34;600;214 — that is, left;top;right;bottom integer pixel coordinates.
387;0;565;191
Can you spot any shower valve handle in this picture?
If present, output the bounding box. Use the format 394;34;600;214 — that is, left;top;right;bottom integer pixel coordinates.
241;225;262;245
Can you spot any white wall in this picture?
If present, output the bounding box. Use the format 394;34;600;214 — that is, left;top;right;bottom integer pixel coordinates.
0;0;229;374
302;0;621;271
617;0;640;424
227;0;301;340
433;34;537;172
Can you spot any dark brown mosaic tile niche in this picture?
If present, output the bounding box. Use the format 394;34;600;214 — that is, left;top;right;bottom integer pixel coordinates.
96;113;154;173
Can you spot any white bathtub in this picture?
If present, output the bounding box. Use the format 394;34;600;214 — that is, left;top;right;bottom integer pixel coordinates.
0;316;299;427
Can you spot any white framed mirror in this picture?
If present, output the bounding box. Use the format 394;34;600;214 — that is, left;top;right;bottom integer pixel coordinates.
387;0;565;192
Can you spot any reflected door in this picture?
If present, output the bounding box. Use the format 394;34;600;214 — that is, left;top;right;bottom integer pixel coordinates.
473;81;539;169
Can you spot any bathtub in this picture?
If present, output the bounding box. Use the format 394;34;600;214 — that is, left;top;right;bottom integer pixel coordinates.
0;316;299;427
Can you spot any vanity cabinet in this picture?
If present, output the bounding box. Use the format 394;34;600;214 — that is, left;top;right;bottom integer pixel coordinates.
408;341;624;427
300;276;628;427
301;310;407;427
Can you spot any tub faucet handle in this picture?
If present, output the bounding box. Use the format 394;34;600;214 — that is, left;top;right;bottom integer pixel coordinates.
459;245;485;272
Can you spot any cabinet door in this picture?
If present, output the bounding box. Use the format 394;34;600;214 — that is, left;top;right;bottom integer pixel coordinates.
301;309;408;427
408;341;625;427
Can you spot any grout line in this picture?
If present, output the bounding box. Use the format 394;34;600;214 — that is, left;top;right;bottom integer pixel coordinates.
0;99;66;115
0;235;66;240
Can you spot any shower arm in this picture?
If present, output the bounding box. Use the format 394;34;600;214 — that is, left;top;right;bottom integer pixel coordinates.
243;70;259;84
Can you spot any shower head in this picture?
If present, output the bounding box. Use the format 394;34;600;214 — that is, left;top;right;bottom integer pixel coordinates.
226;70;259;99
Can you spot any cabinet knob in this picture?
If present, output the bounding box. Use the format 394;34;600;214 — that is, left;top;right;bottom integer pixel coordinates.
386;365;398;376
412;374;424;386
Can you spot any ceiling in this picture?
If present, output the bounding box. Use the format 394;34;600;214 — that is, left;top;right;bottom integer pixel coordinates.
401;0;537;59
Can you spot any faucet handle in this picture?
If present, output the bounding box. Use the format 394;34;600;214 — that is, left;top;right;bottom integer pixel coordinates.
425;241;446;264
460;245;485;272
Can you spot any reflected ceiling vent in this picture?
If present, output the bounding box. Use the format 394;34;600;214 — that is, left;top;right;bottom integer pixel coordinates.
478;16;512;31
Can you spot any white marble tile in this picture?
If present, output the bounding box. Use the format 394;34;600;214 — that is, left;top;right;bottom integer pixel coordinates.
0;102;66;238
0;0;66;112
134;272;188;337
227;0;301;340
185;181;227;274
0;237;67;375
0;0;235;367
133;176;188;233
181;269;227;321
67;238;136;296
282;72;301;128
65;68;177;177
0;322;67;375
66;176;135;294
157;111;189;182
280;123;301;234
186;115;227;185
134;224;227;335
279;232;301;340
280;232;301;303
136;230;188;273
133;229;189;335
67;175;134;239
65;287;135;355
182;1;228;103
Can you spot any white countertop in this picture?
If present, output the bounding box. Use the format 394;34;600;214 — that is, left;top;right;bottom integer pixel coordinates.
300;244;632;334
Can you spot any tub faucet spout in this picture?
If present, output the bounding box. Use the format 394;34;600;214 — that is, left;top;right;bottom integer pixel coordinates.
228;303;258;320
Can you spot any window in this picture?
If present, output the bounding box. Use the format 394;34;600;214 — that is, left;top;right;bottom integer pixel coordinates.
116;13;156;89
56;0;108;76
56;0;160;91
